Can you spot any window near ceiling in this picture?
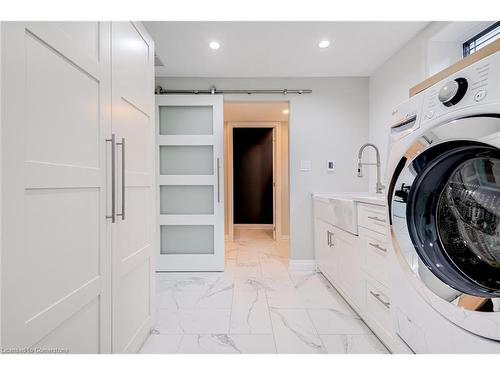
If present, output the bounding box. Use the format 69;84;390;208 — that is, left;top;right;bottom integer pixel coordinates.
463;22;500;57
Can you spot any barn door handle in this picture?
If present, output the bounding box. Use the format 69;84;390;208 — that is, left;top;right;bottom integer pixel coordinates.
216;157;220;203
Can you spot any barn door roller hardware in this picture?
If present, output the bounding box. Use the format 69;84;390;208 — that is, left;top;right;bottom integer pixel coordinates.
155;85;312;95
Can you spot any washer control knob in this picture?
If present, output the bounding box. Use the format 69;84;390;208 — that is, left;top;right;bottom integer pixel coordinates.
438;78;468;107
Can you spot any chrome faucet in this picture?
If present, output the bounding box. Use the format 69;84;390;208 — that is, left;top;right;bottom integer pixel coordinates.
357;143;385;194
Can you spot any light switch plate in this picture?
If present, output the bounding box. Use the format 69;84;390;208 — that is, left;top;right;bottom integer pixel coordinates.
327;160;336;172
300;160;312;171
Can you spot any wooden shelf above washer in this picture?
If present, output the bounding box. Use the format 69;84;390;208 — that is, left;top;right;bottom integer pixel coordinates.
409;38;500;97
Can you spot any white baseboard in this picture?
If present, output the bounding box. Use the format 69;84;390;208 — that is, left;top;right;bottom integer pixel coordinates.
288;259;316;272
233;224;273;230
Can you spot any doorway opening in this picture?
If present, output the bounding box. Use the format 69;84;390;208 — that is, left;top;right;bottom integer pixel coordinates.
233;127;274;230
224;101;290;262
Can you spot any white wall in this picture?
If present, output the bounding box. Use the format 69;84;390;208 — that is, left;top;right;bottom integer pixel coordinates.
368;21;496;185
156;77;369;260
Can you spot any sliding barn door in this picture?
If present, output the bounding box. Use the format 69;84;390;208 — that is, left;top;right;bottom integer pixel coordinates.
156;95;224;271
110;22;155;353
1;22;112;352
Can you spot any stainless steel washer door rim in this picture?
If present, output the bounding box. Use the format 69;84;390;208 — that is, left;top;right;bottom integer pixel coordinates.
388;115;500;340
406;144;500;296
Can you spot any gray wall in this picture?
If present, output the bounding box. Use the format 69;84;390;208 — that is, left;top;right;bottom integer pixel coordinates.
156;77;370;261
368;23;444;186
368;22;486;186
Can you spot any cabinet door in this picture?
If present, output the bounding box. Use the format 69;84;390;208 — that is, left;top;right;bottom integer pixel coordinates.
334;228;364;310
314;219;337;282
1;22;111;352
314;219;328;272
110;22;155;353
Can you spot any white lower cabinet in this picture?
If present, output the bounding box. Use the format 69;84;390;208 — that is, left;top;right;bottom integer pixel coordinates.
364;275;393;344
361;227;390;287
395;308;428;353
313;199;411;353
314;219;338;283
335;228;364;310
314;219;363;310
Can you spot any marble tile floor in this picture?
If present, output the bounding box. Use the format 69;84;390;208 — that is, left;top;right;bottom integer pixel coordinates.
140;229;389;354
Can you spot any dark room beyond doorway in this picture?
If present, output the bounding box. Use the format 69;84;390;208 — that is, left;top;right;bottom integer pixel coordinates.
233;127;274;225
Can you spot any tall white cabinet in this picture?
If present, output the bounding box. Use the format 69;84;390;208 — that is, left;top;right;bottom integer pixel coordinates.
0;21;155;353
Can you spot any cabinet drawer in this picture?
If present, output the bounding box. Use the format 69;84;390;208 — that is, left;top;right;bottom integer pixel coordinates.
358;203;387;235
395;308;427;353
361;228;389;287
365;276;393;340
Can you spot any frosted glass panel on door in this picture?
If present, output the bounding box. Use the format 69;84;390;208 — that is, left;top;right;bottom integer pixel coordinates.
160;185;214;214
159;106;213;135
160;146;214;175
160;225;214;254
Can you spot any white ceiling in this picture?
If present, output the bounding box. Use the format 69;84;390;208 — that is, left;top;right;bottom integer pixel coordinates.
224;101;289;122
143;21;429;77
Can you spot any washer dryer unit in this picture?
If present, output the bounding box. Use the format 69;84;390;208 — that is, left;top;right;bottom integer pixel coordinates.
387;51;500;353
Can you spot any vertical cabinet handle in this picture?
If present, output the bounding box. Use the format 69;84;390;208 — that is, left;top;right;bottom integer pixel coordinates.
217;157;220;203
106;134;116;223
327;231;334;247
116;138;125;220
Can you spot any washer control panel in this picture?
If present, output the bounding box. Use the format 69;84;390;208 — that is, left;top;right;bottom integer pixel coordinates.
421;51;500;125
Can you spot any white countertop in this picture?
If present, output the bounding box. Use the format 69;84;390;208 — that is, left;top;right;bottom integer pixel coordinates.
312;192;386;207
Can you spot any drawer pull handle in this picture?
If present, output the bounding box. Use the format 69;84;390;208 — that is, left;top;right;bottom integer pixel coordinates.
369;242;387;253
370;290;390;308
368;215;386;223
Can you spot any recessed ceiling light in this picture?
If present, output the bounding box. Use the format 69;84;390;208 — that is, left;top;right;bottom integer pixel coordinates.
318;40;330;48
209;41;220;50
282;109;289;114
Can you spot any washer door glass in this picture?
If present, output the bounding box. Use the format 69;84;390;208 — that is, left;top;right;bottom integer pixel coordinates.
438;157;500;289
408;144;500;297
